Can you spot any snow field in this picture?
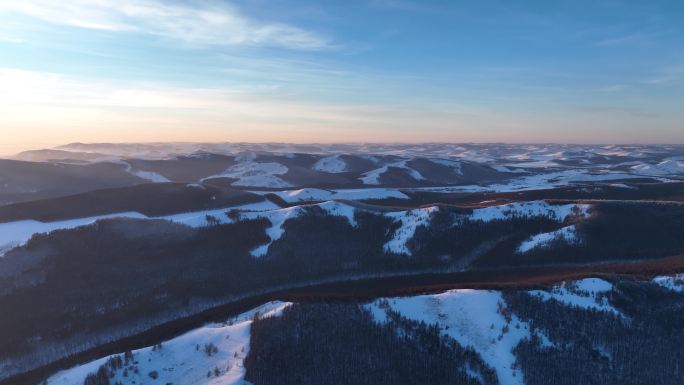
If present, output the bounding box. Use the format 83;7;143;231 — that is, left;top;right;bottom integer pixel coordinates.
0;201;280;257
264;187;409;203
367;289;548;385
383;207;438;255
517;225;578;253
652;274;684;292
47;301;291;385
202;160;291;188
359;160;425;185
313;155;347;173
469;201;589;223
528;278;621;316
239;201;358;257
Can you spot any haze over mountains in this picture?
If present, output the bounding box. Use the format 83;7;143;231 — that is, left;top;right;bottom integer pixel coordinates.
3;143;683;206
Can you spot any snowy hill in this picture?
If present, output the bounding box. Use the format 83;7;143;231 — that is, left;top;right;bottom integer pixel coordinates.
48;302;291;385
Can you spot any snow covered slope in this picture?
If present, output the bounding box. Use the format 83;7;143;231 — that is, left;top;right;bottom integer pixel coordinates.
0;212;147;257
48;301;290;385
107;159;171;183
359;160;425;185
239;201;359;257
240;206;307;257
313;155;346;173
653;274;684;292
528;278;621;315
382;201;591;256
203;160;291;188
517;225;578;253
469;201;590;223
367;290;547;385
0;201;279;257
366;278;622;385
631;158;684;176
384;207;438;255
265;187;409;203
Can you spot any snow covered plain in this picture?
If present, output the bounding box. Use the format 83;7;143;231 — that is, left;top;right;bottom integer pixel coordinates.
47;301;291;385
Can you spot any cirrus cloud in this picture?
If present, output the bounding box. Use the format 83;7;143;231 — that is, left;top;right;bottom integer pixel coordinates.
0;0;331;50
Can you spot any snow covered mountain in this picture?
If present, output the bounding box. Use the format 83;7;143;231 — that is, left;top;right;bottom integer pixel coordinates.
1;143;684;385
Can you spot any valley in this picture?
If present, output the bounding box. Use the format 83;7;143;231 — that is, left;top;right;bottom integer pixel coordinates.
0;143;683;384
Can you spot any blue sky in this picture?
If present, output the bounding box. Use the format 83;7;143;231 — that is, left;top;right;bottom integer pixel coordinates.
0;0;682;153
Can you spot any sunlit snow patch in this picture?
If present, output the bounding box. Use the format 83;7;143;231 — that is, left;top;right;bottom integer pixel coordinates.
240;206;306;257
384;207;438;255
47;301;291;385
240;202;358;257
367;290;549;385
631;158;684;176
517;225;578;253
274;188;335;202
131;169;171;183
0;212;147;257
359;160;425;185
161;201;280;228
318;201;357;227
528;278;621;315
107;159;170;183
470;201;590;223
313;155;347;173
203;161;292;188
330;188;409;200
652;274;684;293
0;201;280;257
267;187;409;203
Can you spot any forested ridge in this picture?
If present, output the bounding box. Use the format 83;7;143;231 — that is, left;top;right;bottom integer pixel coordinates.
2;201;684;382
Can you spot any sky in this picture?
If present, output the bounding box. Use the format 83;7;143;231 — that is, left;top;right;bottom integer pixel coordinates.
0;0;683;154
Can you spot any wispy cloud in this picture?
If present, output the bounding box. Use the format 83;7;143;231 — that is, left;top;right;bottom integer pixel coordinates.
0;0;331;50
643;64;684;85
0;32;25;43
369;0;421;10
595;32;645;46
